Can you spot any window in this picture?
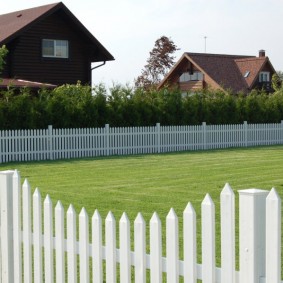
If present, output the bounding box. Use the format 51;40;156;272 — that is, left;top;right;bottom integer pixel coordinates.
179;71;203;82
42;39;69;58
259;72;270;82
244;71;250;78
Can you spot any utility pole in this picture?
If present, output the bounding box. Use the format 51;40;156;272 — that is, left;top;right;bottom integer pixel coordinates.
204;36;207;53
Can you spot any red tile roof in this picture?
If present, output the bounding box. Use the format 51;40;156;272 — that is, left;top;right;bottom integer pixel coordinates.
186;52;251;92
235;57;267;88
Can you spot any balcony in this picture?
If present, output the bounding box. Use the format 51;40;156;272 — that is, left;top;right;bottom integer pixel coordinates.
179;80;204;92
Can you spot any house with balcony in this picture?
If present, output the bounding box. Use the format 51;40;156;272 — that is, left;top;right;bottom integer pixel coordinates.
158;50;276;94
0;2;114;89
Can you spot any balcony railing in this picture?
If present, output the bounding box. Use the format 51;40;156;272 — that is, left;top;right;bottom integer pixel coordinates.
179;80;204;91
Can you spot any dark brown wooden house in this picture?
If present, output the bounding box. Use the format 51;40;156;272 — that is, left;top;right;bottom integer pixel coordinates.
0;2;114;88
158;50;276;94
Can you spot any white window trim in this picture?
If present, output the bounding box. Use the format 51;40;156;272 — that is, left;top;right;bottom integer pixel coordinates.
42;39;69;59
259;71;270;82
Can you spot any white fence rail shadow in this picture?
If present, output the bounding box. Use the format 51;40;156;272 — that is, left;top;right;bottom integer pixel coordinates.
0;170;282;282
1;121;283;163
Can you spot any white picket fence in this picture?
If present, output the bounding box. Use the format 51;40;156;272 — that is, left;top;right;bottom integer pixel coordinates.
1;121;283;163
0;170;282;282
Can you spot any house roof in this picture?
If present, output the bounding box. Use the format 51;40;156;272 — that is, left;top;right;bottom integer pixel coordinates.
0;78;56;89
0;2;114;62
158;51;276;93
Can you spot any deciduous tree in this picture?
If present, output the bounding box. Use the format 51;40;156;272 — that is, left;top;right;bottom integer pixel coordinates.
135;36;179;89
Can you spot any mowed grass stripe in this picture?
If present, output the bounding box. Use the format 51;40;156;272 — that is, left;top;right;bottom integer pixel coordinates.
1;145;283;269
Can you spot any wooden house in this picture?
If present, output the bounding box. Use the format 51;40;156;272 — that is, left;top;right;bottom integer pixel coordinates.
0;2;114;89
158;50;276;94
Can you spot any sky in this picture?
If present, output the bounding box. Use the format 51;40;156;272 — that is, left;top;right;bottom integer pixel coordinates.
2;0;283;88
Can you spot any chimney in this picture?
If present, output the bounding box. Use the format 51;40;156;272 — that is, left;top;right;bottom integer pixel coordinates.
259;49;266;57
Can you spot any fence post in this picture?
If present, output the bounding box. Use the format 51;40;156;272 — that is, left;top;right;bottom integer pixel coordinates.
156;123;161;153
48;125;53;160
202;122;207;150
281;120;283;144
243;121;248;147
238;188;269;283
0;170;15;282
105;124;110;156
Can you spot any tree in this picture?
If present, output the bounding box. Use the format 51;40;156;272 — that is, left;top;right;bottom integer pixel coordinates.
0;45;8;76
135;36;179;89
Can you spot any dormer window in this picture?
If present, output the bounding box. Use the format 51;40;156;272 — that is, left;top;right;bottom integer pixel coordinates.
259;71;270;82
42;39;69;58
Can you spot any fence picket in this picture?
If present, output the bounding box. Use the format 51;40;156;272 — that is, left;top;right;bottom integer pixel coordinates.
79;208;90;283
266;188;281;283
166;208;179;283
55;201;65;283
201;194;215;283
220;183;235;283
13;170;22;283
33;188;43;283
22;179;32;282
92;210;103;283
120;212;131;283
44;195;54;283
183;202;197;283
106;211;116;283
150;212;162;283
134;213;146;283
67;204;77;283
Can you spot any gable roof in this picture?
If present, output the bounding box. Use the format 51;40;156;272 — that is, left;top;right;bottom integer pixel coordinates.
158;51;275;93
0;2;114;62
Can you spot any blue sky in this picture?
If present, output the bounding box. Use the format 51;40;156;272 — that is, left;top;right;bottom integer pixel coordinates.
2;0;283;87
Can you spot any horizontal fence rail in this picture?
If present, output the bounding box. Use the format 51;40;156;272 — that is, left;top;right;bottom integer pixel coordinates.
0;170;282;282
1;121;283;163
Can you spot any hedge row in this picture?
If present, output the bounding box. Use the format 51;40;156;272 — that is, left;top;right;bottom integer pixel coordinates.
1;83;283;129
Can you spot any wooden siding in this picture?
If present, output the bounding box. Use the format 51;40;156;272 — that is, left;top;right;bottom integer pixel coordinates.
178;80;204;91
3;11;97;85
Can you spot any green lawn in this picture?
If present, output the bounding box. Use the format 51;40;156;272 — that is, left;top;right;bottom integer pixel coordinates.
1;145;282;274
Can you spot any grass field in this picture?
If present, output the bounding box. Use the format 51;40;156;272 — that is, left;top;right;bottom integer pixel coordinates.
1;145;283;273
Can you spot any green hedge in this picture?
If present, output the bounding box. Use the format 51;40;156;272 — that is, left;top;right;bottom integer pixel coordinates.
1;82;283;129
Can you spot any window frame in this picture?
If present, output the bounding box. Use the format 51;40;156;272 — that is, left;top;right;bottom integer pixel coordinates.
42;39;69;59
259;71;270;82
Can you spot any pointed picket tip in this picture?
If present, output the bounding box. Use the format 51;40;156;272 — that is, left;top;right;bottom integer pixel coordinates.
135;212;145;224
79;207;88;218
120;212;129;223
44;194;52;205
55;200;64;211
221;183;234;196
106;211;115;222
202;193;214;206
167;207;178;219
13;169;20;179
92;209;101;220
267;187;281;201
23;178;30;189
150;211;161;224
67;204;76;215
33;187;41;197
184;202;196;215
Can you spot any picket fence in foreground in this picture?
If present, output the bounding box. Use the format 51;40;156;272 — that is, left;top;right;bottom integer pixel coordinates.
1;121;283;163
0;170;282;282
